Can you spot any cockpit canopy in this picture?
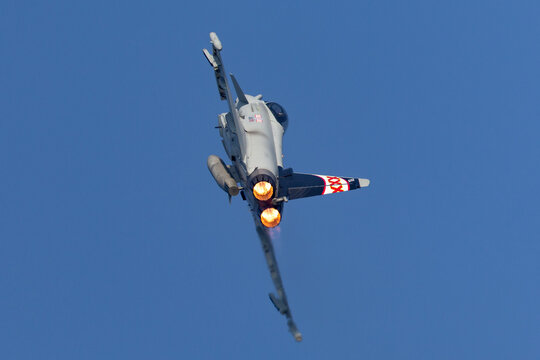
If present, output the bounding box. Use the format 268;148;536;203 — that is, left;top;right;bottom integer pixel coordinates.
266;102;288;132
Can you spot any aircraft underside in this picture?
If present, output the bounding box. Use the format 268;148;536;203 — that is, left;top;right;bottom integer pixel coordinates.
203;32;370;341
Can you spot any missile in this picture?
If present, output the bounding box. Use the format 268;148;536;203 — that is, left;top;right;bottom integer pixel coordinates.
207;155;239;196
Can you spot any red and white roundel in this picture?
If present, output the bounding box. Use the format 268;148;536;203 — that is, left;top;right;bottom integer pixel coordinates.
316;175;350;195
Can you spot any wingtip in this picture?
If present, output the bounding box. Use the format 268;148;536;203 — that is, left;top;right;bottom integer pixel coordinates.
359;178;370;188
209;32;222;51
288;320;302;342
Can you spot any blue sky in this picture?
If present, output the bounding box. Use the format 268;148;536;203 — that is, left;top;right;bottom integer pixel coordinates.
1;1;539;359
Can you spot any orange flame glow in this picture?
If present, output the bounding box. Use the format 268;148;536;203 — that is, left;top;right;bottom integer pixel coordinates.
260;208;281;228
253;181;273;201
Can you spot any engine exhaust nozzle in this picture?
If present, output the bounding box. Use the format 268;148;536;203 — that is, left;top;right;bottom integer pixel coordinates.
260;208;281;228
253;181;273;201
247;168;278;202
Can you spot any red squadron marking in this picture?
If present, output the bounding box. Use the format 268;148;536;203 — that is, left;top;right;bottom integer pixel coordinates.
326;176;344;193
315;175;351;195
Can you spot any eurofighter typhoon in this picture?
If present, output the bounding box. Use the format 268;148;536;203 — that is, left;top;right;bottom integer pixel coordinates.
203;32;370;342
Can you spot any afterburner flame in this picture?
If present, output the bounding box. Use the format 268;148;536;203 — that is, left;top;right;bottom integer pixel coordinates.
260;208;281;228
253;181;273;201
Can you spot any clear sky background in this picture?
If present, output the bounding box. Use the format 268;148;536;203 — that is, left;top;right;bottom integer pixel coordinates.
1;1;539;359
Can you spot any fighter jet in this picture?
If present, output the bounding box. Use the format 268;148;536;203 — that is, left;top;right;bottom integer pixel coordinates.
203;32;370;342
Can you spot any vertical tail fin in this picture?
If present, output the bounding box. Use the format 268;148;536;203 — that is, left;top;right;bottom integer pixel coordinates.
230;74;249;105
